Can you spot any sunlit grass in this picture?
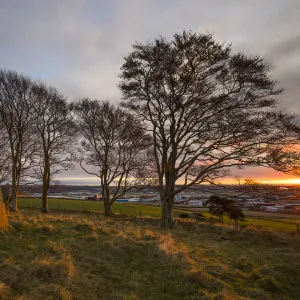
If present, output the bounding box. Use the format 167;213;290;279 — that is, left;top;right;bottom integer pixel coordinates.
1;209;300;299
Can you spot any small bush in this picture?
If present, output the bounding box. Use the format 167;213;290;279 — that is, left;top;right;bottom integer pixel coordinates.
179;213;189;219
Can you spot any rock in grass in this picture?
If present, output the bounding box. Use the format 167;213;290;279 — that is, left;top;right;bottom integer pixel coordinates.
0;190;8;229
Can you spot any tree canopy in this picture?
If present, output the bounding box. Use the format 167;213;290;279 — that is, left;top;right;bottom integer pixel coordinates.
120;31;300;227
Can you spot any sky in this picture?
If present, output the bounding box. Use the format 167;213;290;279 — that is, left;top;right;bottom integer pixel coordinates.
0;0;300;184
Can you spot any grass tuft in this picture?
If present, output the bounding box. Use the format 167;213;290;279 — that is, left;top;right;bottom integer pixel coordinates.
28;253;75;282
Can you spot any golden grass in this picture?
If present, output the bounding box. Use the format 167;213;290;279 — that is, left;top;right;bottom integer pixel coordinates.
0;209;300;299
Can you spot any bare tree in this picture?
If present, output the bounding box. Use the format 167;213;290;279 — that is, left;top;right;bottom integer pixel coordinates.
74;99;154;216
0;70;37;211
31;83;77;213
0;124;12;212
0;124;11;184
119;31;300;227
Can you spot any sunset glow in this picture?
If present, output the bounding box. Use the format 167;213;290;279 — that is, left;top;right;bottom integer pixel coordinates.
217;177;300;185
260;178;300;185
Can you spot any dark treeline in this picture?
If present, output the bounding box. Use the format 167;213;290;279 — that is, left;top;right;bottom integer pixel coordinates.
0;31;300;227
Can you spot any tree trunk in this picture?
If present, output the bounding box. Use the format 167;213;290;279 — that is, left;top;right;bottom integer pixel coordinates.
161;163;176;228
219;213;224;223
41;170;50;213
10;162;18;211
101;168;112;217
1;184;11;215
102;184;112;217
41;190;49;213
161;196;174;228
103;200;112;216
41;160;50;213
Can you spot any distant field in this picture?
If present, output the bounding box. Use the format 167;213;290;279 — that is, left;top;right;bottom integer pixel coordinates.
243;210;300;222
201;212;299;232
18;197;162;217
18;197;300;233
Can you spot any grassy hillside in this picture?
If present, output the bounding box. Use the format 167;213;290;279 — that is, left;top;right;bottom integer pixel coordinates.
1;209;300;299
18;197;300;233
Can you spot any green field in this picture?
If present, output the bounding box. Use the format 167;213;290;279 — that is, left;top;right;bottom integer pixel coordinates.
19;197;163;217
18;197;300;233
1;209;300;299
200;212;299;233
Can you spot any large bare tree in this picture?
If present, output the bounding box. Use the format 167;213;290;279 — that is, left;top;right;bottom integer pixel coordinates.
119;31;300;227
75;99;154;216
0;70;37;211
32;83;77;213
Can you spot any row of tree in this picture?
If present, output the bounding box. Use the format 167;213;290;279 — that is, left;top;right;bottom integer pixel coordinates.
0;71;78;212
1;31;300;227
0;75;154;215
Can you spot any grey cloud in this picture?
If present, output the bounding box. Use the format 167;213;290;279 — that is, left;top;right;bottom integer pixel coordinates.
1;0;300;182
270;35;300;61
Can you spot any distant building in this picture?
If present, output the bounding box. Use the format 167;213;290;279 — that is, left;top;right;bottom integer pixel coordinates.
262;206;284;212
188;200;204;207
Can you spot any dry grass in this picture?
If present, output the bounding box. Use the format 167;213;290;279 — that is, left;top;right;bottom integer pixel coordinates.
0;209;300;299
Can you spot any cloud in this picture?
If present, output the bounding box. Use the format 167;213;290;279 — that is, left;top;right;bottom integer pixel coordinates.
270;35;300;61
0;0;299;182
